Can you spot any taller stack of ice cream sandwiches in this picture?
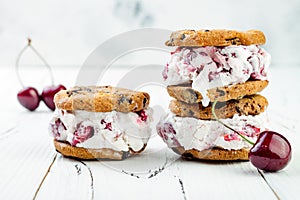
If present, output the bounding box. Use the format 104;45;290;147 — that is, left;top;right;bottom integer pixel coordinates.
157;29;271;160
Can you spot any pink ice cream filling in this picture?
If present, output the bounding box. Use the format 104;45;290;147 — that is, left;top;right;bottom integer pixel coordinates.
49;109;151;151
163;45;271;106
156;113;268;151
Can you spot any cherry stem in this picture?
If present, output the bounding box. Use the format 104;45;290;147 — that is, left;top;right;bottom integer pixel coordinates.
16;38;55;88
212;101;255;146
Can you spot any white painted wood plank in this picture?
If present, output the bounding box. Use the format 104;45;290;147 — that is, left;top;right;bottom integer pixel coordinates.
261;161;300;200
0;112;57;200
174;159;277;200
89;146;184;200
90;162;185;200
35;155;93;200
259;112;300;200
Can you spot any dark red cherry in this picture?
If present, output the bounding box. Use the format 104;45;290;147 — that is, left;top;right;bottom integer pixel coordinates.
49;119;66;139
137;110;148;122
100;119;112;131
156;122;181;147
41;84;66;111
17;87;40;111
249;131;292;172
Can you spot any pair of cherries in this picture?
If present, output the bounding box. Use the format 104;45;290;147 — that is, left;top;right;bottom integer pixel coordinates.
212;101;292;172
16;39;66;111
17;85;66;111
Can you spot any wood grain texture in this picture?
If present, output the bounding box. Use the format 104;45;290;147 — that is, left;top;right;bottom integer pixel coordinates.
0;113;56;200
259;110;300;200
35;156;94;200
173;160;277;200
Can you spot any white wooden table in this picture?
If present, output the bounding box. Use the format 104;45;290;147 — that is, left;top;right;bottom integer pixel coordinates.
0;66;299;200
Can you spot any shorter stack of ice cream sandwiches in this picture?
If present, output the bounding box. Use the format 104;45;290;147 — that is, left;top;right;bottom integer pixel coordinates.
157;29;271;160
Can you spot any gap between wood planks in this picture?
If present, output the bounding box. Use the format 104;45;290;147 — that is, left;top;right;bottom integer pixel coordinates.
78;160;95;200
32;153;58;200
178;178;187;200
258;170;280;200
32;154;95;200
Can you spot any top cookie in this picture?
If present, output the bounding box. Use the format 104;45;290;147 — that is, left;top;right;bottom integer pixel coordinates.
165;29;266;47
54;86;150;112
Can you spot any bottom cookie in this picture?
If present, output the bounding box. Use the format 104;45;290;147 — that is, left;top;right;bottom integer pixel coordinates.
172;147;249;161
54;140;146;160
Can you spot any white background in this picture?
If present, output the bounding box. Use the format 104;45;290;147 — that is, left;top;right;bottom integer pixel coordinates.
1;0;300;68
1;1;300;199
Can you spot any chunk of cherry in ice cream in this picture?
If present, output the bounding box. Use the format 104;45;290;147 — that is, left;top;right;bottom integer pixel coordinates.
71;122;95;146
49;119;66;139
212;101;292;172
156;122;181;147
101;119;112;131
137;110;148;122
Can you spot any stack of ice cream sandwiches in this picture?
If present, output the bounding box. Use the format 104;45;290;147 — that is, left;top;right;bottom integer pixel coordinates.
157;29;271;160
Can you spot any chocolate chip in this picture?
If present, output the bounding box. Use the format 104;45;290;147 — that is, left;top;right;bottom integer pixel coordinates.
188;110;194;116
225;37;241;45
186;89;198;101
182;152;194;160
66;91;72;97
122;151;130;160
225;37;236;41
118;95;126;104
235;106;242;114
216;88;225;97
67;88;82;97
143;98;147;107
181;34;186;40
85;88;92;92
215;101;226;109
204;29;210;32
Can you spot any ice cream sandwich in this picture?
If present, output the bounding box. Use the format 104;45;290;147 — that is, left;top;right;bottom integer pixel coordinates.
49;86;152;160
